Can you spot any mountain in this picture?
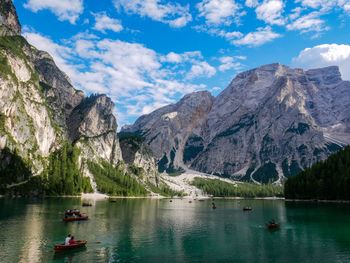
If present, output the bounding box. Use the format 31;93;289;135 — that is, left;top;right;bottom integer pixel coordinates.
123;63;350;183
285;145;350;200
0;0;142;195
122;91;214;174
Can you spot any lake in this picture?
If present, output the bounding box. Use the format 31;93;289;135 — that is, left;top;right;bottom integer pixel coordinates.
1;198;350;263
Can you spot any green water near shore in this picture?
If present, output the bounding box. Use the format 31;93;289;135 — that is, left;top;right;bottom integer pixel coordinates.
1;198;350;263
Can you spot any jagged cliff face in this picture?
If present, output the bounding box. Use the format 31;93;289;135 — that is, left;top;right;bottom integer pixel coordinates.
122;91;214;173
69;95;122;165
125;64;350;183
33;50;84;129
0;0;122;187
119;135;158;184
0;0;20;36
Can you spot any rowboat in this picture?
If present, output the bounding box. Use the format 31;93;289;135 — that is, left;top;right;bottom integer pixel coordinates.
54;240;87;252
63;215;88;222
266;223;280;229
243;207;252;211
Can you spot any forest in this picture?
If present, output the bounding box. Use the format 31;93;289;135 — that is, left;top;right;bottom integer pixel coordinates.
192;178;283;197
1;142;93;196
285;146;350;200
87;160;148;196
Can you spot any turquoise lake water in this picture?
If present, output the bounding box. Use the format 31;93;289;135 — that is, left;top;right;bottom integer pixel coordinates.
1;198;350;263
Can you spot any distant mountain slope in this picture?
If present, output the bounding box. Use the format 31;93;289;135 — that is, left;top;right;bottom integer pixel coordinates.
124;64;350;183
285;146;350;200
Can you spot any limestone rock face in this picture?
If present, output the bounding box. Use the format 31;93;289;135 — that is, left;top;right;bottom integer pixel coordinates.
32;50;84;129
122;91;214;173
69;95;122;164
125;64;350;183
0;0;122;186
119;136;158;184
0;0;20;36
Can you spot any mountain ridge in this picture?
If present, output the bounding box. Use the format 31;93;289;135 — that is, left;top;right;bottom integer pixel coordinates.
124;63;350;183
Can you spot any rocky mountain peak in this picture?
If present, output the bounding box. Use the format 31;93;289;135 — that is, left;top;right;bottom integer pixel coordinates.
127;63;350;182
68;94;117;141
0;0;21;36
306;66;342;85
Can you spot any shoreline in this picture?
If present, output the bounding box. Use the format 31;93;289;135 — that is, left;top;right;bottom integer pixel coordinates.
4;194;350;203
285;199;350;203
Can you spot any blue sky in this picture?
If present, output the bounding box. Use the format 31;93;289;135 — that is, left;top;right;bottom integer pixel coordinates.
13;0;350;127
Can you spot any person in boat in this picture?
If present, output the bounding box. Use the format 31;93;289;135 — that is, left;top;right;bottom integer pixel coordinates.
269;219;276;224
69;236;77;245
65;234;71;245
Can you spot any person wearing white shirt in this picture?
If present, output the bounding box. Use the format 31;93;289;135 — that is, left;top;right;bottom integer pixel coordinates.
65;234;71;245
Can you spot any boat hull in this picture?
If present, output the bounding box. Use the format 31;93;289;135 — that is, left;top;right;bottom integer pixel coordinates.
54;240;87;252
63;216;88;222
266;223;280;229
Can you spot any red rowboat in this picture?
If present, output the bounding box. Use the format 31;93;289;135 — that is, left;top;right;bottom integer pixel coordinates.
54;240;87;252
62;215;88;222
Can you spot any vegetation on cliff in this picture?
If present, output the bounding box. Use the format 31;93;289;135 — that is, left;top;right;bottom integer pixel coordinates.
87;160;147;196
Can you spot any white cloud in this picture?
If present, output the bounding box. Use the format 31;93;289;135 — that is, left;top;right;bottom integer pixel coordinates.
24;0;83;24
218;56;246;72
286;12;327;33
160;51;202;64
296;0;350;13
24;31;214;126
187;61;216;79
113;0;192;28
245;0;259;8
292;44;350;80
93;13;123;33
288;7;304;20
196;0;243;25
255;0;285;25
232;26;281;46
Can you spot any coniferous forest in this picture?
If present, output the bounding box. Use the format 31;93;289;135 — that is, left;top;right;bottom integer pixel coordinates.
285;146;350;200
192;178;284;198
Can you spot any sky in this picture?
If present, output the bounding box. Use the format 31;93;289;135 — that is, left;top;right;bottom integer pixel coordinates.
13;0;350;127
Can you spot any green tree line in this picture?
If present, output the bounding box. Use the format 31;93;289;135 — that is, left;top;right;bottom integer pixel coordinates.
87;160;147;196
285;146;350;200
1;142;93;196
192;178;283;197
42;142;93;195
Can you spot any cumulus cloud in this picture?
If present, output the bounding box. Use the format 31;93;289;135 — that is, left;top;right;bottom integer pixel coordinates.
286;11;327;33
93;13;123;33
232;26;281;46
255;0;285;25
113;0;192;27
245;0;259;8
218;56;246;72
292;44;350;80
23;31;215;125
24;0;83;24
296;0;350;12
187;61;216;79
196;0;243;25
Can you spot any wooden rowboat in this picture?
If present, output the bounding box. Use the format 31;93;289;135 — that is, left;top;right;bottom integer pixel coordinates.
54;240;87;252
62;215;88;222
266;223;280;229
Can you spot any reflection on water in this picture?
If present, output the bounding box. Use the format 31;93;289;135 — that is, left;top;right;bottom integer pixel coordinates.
1;198;350;262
